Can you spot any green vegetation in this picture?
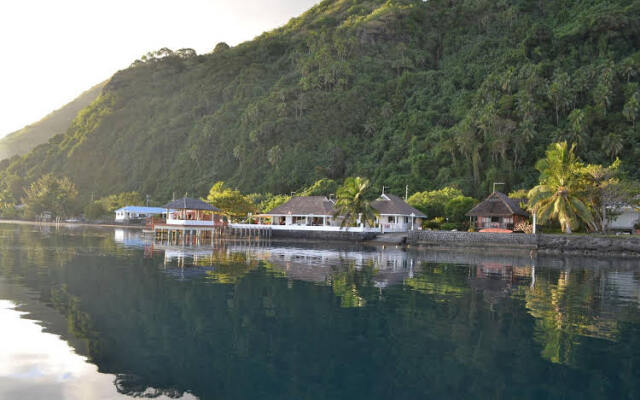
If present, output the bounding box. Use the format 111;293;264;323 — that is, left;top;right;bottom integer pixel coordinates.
255;194;291;215
527;142;638;233
334;176;377;227
0;82;105;160
408;187;475;229
205;181;256;219
83;191;145;220
23;174;78;218
1;0;639;207
528;142;595;233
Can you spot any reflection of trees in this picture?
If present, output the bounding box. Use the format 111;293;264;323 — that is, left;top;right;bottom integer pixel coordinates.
405;262;469;297
327;262;376;308
524;268;619;365
2;224;640;398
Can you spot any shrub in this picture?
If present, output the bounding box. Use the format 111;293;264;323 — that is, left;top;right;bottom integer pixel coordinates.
422;217;444;230
440;222;458;231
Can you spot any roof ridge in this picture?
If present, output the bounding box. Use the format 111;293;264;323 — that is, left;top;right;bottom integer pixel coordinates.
494;192;516;214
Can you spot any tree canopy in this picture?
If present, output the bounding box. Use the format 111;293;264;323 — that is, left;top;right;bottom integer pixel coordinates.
527;142;595;233
23;174;78;218
1;0;640;205
205;181;256;220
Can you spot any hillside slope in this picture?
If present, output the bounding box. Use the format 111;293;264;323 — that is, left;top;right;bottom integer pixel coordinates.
1;0;639;201
0;81;105;160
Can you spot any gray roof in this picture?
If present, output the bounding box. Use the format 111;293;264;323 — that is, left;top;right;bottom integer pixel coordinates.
163;197;220;212
265;196;335;216
370;194;426;218
466;192;529;217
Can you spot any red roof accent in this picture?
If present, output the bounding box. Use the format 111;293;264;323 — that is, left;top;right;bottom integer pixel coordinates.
478;228;513;233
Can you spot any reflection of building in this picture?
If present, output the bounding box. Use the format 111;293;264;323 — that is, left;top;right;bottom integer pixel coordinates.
225;244;414;288
468;263;534;305
114;229;150;248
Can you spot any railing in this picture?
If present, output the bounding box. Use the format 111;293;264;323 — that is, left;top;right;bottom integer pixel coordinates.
166;218;216;226
146;216;165;228
230;223;380;233
380;223;414;233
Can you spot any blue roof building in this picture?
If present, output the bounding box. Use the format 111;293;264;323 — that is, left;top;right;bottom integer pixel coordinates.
115;206;168;222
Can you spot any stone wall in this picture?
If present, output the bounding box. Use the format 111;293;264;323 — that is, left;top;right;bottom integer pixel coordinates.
537;234;640;256
408;230;640;256
407;230;537;250
271;229;377;242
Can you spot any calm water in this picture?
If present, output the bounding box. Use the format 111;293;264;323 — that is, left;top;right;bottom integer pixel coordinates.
1;224;639;399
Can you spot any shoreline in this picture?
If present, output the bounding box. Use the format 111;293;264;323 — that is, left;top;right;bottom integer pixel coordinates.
0;219;144;230
2;219;639;258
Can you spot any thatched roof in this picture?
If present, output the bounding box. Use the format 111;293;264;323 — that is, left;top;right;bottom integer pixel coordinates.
371;194;426;218
466;192;528;217
265;196;335;216
163;197;220;211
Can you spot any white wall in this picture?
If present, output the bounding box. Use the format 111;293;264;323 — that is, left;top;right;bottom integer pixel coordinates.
608;207;640;231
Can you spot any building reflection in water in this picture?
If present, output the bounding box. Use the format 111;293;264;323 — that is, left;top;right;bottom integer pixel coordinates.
114;229;640;342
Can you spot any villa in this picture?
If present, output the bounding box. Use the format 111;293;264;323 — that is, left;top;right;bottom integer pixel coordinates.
262;196;337;227
162;197;224;226
371;193;426;232
149;197;226;246
466;191;529;233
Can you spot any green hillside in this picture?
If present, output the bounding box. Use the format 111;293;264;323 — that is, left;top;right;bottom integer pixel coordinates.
0;81;105;160
1;0;639;202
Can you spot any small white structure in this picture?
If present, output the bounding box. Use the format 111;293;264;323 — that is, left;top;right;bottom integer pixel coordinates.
607;205;640;233
162;197;223;226
114;206;166;222
264;196;338;227
371;194;425;233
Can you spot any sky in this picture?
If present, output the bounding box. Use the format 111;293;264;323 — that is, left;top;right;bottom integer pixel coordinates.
0;299;197;399
0;0;319;137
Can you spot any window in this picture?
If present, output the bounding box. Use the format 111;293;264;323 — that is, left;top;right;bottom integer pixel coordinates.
388;216;394;223
491;216;500;223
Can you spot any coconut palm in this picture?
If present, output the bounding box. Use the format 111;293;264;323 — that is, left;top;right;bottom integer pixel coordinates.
334;177;378;228
528;142;595;233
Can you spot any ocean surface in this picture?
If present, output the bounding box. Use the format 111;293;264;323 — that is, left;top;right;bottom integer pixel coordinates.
0;223;639;399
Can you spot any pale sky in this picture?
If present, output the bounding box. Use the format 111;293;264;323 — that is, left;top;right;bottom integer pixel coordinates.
0;0;319;137
0;299;197;399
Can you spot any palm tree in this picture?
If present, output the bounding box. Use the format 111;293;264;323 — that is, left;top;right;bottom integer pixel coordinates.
527;142;595;233
334;177;378;228
601;133;624;160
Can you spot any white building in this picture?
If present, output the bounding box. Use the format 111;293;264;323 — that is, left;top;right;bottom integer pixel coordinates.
371;193;425;232
607;205;640;233
114;206;167;223
162;197;223;227
264;196;337;227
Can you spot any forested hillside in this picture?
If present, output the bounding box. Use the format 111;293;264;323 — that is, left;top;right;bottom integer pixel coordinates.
1;0;639;202
0;81;105;160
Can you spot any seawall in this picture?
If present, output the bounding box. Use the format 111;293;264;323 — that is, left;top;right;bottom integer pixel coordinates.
270;229;377;242
408;230;640;257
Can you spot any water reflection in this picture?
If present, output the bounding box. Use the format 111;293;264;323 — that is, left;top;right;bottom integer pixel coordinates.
0;279;196;400
0;224;637;399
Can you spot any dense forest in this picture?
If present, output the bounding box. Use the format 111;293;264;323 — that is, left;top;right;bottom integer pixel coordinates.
1;0;639;203
0;81;105;160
